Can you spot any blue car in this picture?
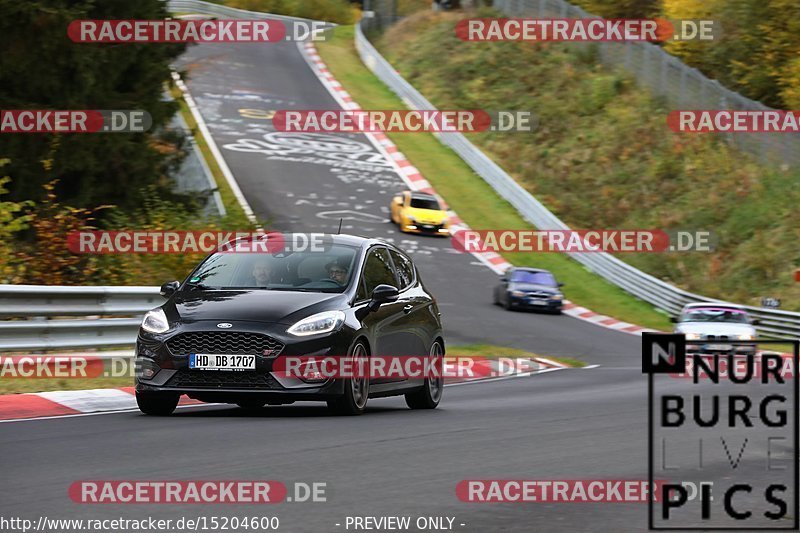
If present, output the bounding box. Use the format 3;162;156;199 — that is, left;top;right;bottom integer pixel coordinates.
494;267;564;315
493;267;565;314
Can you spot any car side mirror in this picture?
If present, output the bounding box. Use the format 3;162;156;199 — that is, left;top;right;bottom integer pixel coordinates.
368;284;399;312
669;316;678;323
500;276;508;282
558;282;565;287
160;280;180;297
751;319;760;325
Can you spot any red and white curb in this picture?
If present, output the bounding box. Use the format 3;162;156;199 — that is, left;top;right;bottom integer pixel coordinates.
561;302;656;335
0;359;564;422
0;387;203;423
299;40;657;337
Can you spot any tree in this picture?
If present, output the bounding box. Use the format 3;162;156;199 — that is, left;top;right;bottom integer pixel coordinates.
0;0;187;210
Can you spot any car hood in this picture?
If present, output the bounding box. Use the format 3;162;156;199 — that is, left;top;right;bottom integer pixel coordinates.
166;290;347;325
509;282;560;295
675;322;756;336
406;207;448;224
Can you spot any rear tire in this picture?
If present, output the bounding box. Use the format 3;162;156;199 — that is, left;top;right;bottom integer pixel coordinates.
136;392;179;416
328;342;370;416
405;341;444;410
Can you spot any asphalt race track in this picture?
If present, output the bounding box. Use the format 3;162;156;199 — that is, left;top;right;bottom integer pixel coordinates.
2;33;787;533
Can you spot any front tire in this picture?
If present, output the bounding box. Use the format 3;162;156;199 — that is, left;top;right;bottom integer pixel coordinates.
328;342;370;415
405;341;444;410
136;391;179;416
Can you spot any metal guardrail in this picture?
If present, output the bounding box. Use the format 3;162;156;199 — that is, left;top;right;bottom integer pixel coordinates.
0;286;161;352
353;20;800;340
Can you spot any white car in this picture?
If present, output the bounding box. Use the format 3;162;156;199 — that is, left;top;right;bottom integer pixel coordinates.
672;303;758;355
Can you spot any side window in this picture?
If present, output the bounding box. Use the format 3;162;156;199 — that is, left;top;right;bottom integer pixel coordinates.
389;249;414;290
362;247;398;294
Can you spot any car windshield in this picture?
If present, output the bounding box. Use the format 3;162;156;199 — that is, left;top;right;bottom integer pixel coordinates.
679;308;750;324
185;244;359;293
510;270;557;286
409;197;440;210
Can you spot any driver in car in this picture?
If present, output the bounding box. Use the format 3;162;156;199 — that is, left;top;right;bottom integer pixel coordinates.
325;260;349;286
252;259;274;286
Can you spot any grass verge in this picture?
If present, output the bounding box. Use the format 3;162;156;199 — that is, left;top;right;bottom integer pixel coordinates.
0;377;132;395
316;26;671;330
447;344;586;368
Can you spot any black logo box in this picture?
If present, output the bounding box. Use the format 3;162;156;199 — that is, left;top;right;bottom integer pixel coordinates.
643;334;799;530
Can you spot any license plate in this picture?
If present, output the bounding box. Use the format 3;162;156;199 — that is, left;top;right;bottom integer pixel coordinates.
705;344;732;351
189;354;256;371
421;224;434;229
529;298;547;306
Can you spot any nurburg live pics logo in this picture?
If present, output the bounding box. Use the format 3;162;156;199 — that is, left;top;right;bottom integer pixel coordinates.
643;333;799;530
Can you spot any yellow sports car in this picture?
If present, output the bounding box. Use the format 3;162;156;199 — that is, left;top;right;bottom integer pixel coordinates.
390;191;450;236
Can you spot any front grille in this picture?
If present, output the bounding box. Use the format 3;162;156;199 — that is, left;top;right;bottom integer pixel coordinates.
704;335;730;341
417;223;442;232
527;291;552;298
166;331;284;357
167;369;282;390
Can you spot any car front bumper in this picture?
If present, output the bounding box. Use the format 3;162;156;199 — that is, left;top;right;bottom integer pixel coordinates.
402;221;450;236
687;342;757;355
134;321;353;402
509;295;563;311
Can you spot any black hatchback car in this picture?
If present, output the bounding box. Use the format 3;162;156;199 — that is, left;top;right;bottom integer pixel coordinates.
135;234;445;416
493;267;565;313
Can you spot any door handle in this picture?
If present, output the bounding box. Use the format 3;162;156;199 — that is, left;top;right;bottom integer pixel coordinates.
403;304;413;314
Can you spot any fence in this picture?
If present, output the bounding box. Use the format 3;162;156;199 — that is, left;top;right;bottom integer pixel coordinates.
491;0;800;168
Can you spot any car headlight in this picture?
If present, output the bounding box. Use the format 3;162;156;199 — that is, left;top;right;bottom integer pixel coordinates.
737;334;754;340
287;310;345;337
551;294;563;300
141;308;170;334
684;333;701;340
510;290;526;297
